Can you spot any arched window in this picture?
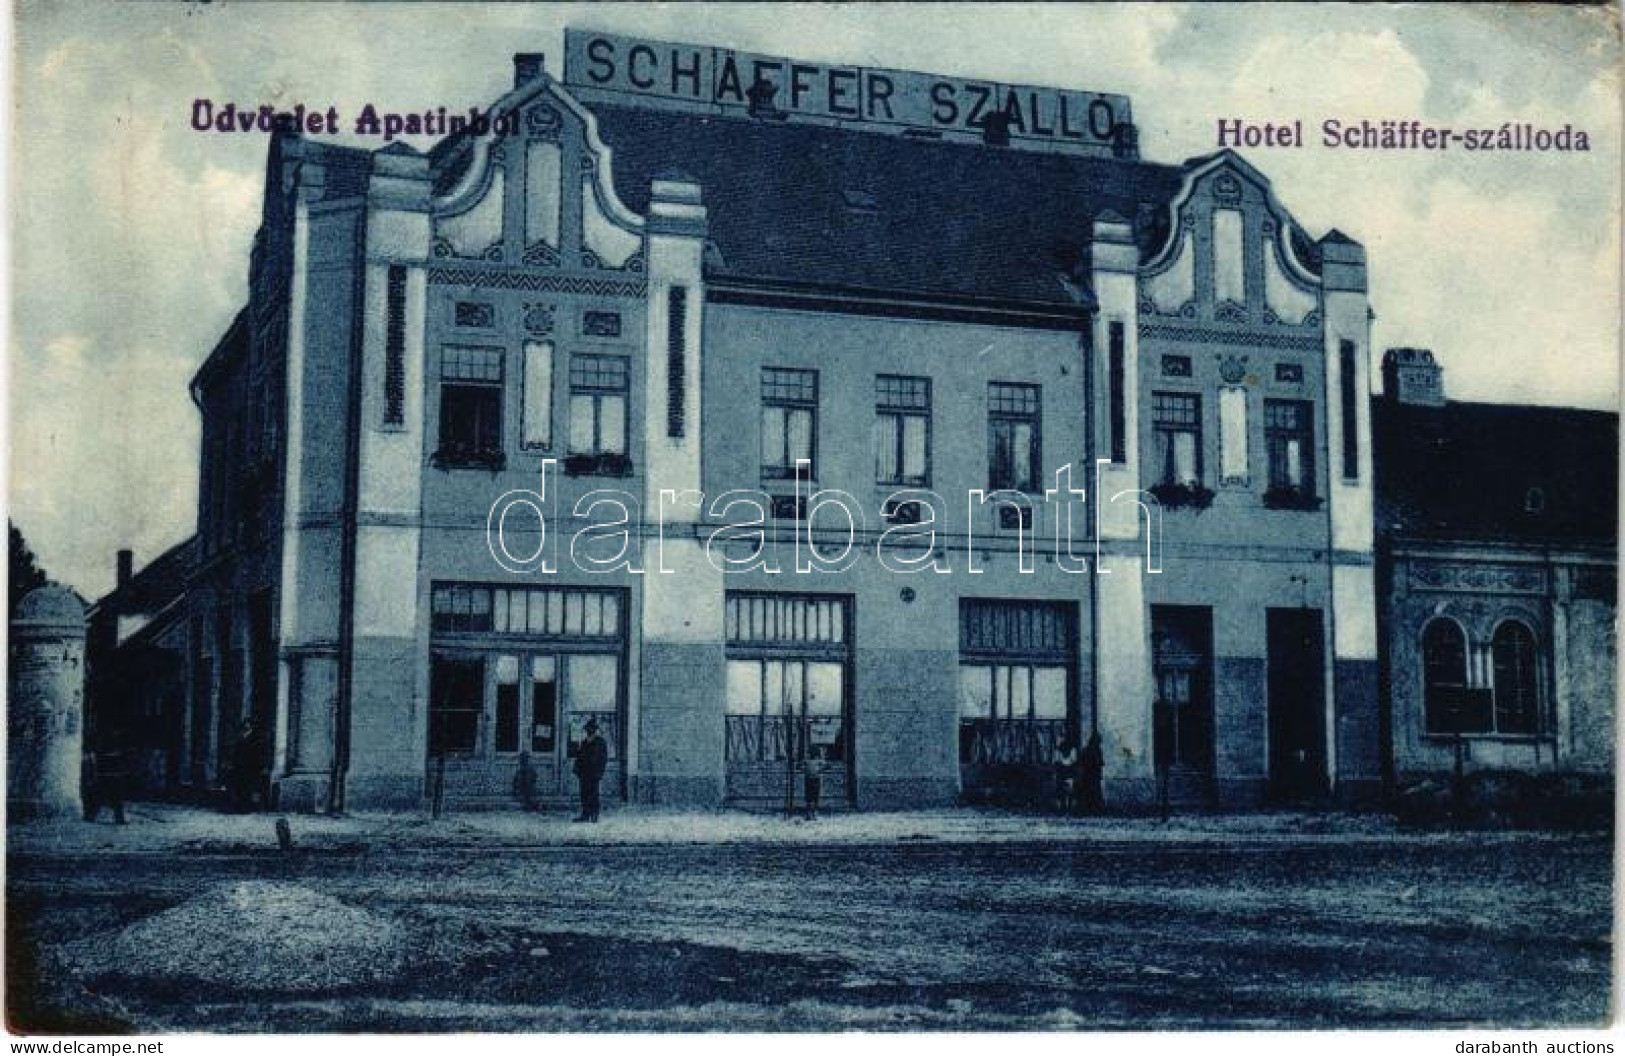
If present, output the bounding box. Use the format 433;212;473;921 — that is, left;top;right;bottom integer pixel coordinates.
1491;621;1540;735
1421;618;1469;733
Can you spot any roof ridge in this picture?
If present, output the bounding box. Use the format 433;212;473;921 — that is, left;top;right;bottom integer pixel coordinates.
1375;396;1617;418
583;100;1184;174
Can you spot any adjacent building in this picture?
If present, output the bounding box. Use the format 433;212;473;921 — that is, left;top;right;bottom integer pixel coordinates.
84;540;196;796
1373;349;1616;782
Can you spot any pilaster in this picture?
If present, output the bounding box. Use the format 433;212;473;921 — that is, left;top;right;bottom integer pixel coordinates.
635;175;725;805
1091;213;1153;800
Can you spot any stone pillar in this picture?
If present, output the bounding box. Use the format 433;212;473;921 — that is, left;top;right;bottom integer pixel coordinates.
8;584;87;820
1089;213;1155;806
634;175;726;806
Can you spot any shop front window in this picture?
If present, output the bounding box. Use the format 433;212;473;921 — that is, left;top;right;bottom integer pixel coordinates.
429;653;483;755
957;663;1068;765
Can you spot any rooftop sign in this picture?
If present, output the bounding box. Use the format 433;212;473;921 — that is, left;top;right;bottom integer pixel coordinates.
562;30;1137;158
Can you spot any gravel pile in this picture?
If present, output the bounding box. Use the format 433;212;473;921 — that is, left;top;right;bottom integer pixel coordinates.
74;881;408;993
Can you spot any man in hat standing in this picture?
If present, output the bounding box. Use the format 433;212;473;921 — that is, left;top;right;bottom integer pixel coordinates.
573;718;609;823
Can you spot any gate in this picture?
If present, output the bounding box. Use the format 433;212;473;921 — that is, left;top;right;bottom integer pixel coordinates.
958;599;1078;805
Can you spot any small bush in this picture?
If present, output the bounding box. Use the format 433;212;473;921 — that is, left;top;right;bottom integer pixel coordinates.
1390;770;1613;831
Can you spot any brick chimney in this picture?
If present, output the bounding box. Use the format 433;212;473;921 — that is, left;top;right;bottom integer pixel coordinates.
1381;347;1445;407
513;53;545;88
115;549;134;590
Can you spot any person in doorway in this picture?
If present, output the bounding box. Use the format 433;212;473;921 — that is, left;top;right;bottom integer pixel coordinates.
229;721;264;813
573;718;609;823
1053;737;1079;814
80;750;98;822
82;741;128;825
1080;731;1106;814
514;751;539;812
803;748;825;820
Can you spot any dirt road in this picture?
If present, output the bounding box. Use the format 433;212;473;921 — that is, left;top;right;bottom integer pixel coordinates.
7;829;1611;1031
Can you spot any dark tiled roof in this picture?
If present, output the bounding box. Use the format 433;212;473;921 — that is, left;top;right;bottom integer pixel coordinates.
588;104;1186;307
1372;397;1618;547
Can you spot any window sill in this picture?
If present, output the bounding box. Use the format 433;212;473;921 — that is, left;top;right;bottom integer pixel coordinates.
1262;486;1323;511
432;449;507;471
1148;483;1215;510
995;508;1035;532
770;495;808;521
762;469;817;485
882;499;925;526
762;481;820;496
1421;732;1550;743
563;452;634;478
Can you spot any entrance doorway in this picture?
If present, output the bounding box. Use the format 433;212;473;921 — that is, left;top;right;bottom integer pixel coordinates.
425;583;625;809
723;593;852;810
1151;606;1215;808
1266;607;1328;802
429;650;619;806
957;599;1077;806
725;658;848;808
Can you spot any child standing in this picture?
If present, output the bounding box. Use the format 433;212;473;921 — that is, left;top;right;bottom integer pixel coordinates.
802;749;825;820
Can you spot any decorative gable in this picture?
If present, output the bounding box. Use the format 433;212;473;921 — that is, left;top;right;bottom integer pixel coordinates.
1139;151;1321;334
430;76;645;275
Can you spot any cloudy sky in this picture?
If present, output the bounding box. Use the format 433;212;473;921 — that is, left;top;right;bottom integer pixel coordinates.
9;1;1621;598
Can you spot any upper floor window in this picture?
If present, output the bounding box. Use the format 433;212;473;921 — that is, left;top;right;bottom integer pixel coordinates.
988;383;1041;492
1151;392;1202;488
568;354;629;458
1491;621;1540;736
1265;399;1315;493
875;375;930;486
438;346;504;466
761;368;818;480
